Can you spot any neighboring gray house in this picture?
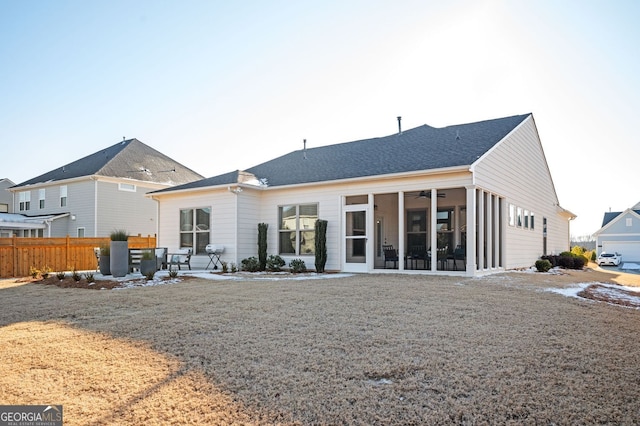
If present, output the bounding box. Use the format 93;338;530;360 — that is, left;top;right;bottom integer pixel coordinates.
0;179;14;214
7;139;203;238
594;201;640;263
150;113;575;276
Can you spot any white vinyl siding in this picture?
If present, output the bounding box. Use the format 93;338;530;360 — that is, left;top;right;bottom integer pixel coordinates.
473;116;570;268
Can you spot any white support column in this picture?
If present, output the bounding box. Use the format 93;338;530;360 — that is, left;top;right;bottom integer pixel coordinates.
368;193;375;272
477;189;485;271
494;195;501;268
500;197;507;267
465;185;476;275
398;191;405;271
430;188;438;272
486;193;493;270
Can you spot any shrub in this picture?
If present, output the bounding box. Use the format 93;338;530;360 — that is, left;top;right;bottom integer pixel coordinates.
289;258;307;273
99;244;110;256
110;229;129;241
56;271;66;280
221;261;228;273
258;223;268;271
241;256;261;272
230;263;237;273
591;251;597;261
315;219;328;273
29;266;40;279
41;266;52;279
141;249;154;260
145;270;155;280
169;269;179;278
72;269;82;281
266;255;285;272
535;259;552;272
85;272;95;283
570;246;585;257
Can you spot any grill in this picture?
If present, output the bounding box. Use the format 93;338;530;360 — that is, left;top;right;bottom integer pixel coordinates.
205;244;224;254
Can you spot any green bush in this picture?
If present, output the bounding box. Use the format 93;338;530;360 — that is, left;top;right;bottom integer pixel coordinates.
258;223;268;271
266;255;285;272
535;259;552;272
85;272;95;283
315;219;328;273
289;258;307;273
241;256;261;272
110;229;129;241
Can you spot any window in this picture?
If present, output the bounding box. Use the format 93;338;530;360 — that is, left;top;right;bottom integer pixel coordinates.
180;208;210;254
524;209;529;229
39;189;45;209
77;227;85;238
278;204;318;255
508;204;515;226
627;218;633;227
0;203;8;213
119;183;136;192
60;186;67;207
530;212;535;230
516;207;523;227
19;192;31;211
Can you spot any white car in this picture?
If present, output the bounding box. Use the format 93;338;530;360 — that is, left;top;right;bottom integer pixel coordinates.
597;252;622;266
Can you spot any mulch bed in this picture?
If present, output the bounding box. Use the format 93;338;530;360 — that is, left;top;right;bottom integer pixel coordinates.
35;275;194;290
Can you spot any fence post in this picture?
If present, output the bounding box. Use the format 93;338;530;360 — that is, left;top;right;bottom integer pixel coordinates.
12;235;17;278
66;235;70;270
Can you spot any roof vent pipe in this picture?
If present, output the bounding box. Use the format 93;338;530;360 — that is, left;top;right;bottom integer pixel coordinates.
397;116;402;134
303;139;307;160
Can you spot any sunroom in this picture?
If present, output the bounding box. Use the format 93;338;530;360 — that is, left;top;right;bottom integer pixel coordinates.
341;186;505;274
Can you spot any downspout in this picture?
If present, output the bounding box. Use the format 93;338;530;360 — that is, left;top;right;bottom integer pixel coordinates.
93;178;98;237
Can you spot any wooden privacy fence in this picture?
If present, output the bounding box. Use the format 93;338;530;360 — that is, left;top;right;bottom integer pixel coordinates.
0;235;156;278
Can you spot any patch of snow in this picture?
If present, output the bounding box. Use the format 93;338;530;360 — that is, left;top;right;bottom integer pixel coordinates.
546;282;640;308
545;283;591;298
621;262;640;270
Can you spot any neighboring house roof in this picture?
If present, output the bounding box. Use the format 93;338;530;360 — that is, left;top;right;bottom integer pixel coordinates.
153;113;530;194
12;139;204;188
599;209;640;229
0;212;68;230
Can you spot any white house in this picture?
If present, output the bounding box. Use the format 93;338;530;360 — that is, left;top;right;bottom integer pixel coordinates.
7;139;203;238
593;201;640;263
149;113;575;276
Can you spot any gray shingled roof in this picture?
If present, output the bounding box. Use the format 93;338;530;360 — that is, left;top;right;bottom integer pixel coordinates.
153;113;530;193
13;139;204;187
602;210;640;227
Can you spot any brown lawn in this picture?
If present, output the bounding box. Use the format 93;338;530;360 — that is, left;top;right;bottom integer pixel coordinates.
1;266;639;425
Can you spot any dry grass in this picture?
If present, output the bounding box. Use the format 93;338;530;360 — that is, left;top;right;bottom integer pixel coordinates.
1;267;640;425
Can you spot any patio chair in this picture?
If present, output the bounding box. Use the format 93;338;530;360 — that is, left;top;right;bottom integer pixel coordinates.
383;245;399;269
447;245;465;270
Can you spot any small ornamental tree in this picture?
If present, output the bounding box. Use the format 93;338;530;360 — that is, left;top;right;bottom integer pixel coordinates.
315;219;328;273
258;223;268;271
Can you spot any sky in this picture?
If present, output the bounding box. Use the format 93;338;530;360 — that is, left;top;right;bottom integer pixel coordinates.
1;0;638;238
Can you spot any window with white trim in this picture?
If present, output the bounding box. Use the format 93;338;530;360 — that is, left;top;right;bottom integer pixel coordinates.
278;204;318;255
60;186;67;207
19;191;31;211
627;218;633;227
516;207;523;227
524;209;529;229
77;227;85;237
39;189;45;209
530;212;535;230
179;207;210;254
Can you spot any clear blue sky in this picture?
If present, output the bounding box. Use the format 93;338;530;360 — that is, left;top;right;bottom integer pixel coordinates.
1;0;638;238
